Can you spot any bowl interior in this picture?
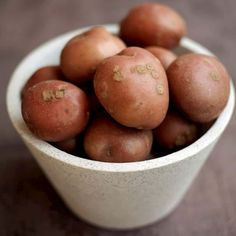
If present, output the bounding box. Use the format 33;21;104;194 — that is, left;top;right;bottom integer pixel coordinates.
6;24;235;172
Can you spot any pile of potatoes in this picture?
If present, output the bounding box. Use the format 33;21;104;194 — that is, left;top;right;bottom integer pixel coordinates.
21;3;230;162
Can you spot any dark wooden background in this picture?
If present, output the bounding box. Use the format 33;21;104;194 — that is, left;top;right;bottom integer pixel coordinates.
1;0;236;235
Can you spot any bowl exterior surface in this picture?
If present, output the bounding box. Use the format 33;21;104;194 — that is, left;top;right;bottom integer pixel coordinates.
24;138;217;229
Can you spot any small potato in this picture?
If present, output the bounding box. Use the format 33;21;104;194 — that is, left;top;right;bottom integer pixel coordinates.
120;3;186;48
22;80;89;142
60;27;126;85
83;116;153;162
94;47;169;129
54;137;77;154
167;54;230;123
145;46;177;70
22;65;65;96
153;111;198;150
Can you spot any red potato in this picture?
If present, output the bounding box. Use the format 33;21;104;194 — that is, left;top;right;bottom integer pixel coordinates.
167;54;230;123
22;65;65;96
22;80;89;142
153;111;198;150
120;3;186;48
94;47;169;129
145;46;177;70
60;27;126;85
54;137;77;154
83;116;153;162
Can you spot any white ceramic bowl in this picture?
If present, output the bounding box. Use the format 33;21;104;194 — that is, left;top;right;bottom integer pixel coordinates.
7;24;235;230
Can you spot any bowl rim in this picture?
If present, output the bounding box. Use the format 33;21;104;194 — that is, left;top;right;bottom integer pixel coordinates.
6;24;235;173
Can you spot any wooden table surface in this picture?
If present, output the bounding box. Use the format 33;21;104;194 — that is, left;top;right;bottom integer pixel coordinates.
1;0;236;235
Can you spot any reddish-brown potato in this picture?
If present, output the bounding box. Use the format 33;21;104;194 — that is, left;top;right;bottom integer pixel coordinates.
145;46;177;70
22;65;65;96
167;54;230;123
94;47;169;129
22;80;89;142
153;111;198;150
120;3;186;48
60;27;126;85
84;116;153;162
54;137;77;154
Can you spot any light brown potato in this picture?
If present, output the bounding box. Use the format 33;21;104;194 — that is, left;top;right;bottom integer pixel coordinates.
60;27;126;85
120;3;186;48
94;47;169;129
153;111;198;150
145;46;177;70
83;116;153;162
22;80;89;142
22;65;65;96
167;54;230;123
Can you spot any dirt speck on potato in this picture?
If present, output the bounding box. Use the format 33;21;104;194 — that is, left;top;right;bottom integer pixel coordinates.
42;88;65;102
101;91;108;99
175;134;186;146
108;107;114;114
130;64;159;79
203;59;211;66
151;70;159;79
134;101;144;110
209;72;219;81
105;146;113;157
56;88;66;98
146;63;154;71
100;82;108;99
175;125;197;146
113;65;124;81
131;65;147;74
156;84;164;95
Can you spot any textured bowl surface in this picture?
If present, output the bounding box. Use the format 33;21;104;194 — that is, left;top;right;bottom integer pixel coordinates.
7;24;235;229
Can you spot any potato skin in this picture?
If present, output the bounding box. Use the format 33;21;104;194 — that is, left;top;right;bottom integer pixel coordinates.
145;46;177;70
167;54;230;123
120;3;186;48
22;80;89;142
153;111;198;150
54;137;77;154
60;27;126;85
83;116;153;162
94;47;169;129
22;65;65;96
